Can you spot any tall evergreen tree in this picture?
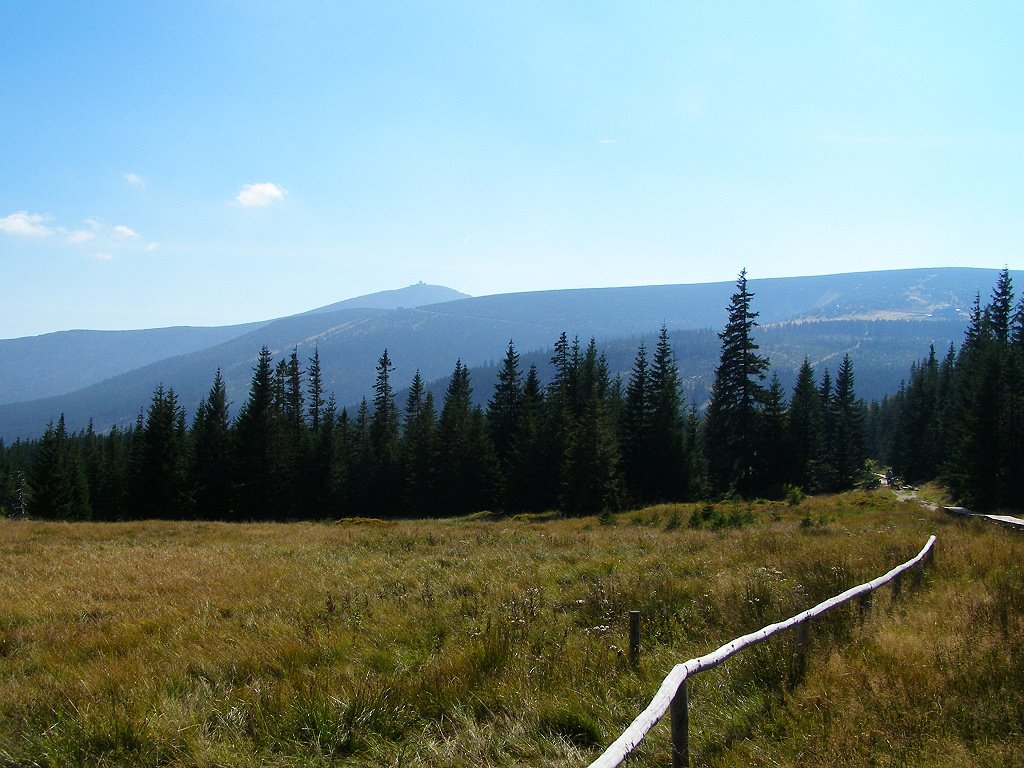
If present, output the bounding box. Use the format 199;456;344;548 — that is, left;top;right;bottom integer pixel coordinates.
233;346;282;519
347;399;373;514
704;269;770;495
647;326;688;500
131;385;189;519
829;354;866;489
307;393;337;515
438;360;498;515
307;345;325;433
402;370;439;516
29;415;90;519
760;372;789;493
487;340;523;476
787;358;825;491
986;268;1014;343
192;370;232;518
93;425;130;519
539;332;576;509
620;342;650;502
505;365;548;513
370;349;402;514
560;339;621;515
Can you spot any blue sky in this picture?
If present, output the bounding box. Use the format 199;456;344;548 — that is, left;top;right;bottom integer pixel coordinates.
2;1;1022;338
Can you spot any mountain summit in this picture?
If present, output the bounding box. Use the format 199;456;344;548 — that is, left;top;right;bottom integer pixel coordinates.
304;283;471;314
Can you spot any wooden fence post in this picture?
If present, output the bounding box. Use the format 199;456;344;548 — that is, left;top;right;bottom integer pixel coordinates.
629;611;641;669
913;562;924;588
858;591;872;622
892;572;902;602
793;619;811;685
671;678;689;768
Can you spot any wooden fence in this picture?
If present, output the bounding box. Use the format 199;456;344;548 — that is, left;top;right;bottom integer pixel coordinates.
588;535;937;768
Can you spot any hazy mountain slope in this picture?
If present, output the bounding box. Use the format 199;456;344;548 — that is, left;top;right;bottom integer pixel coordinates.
427;268;982;331
0;323;266;407
0;283;469;409
420;318;968;415
303;283;471;314
0;268;1013;441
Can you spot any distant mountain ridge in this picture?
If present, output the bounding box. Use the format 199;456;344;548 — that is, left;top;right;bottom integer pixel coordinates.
0;322;268;407
0;283;466;407
0;268;1015;441
303;283;471;314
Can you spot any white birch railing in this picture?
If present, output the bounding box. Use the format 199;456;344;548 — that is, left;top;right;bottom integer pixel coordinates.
588;535;937;768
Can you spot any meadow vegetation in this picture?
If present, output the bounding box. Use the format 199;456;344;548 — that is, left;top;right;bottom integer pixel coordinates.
0;490;1020;767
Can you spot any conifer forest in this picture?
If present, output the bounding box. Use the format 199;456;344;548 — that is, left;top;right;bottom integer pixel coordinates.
3;269;1022;521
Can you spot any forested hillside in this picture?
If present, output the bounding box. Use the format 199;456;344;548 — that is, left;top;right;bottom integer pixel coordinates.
0;268;1007;442
1;272;878;521
874;268;1024;510
4;269;1022;520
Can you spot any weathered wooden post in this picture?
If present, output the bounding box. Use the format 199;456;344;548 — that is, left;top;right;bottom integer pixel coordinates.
913;562;924;588
794;619;811;685
892;571;902;602
671;678;689;768
858;591;872;622
629;611;641;668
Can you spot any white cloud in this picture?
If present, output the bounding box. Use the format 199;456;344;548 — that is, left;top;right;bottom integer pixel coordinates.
236;182;286;207
113;224;140;238
124;172;145;187
145;242;160;251
0;211;52;237
94;252;114;262
67;229;96;243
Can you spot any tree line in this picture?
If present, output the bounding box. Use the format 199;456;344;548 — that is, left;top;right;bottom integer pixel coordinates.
872;268;1024;510
1;271;874;521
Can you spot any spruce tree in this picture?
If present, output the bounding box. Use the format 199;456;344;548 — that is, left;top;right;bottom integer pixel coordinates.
761;372;789;493
986;268;1014;343
370;349;402;514
560;339;620;516
438;360;498;515
347;399;373;513
620;342;650;503
647;326;688;500
402;370;439;516
704;269;770;495
307;393;336;515
192;370;232;518
132;385;189;519
233;347;281;519
829;355;866;489
505;365;548;513
540;332;576;509
487;340;523;476
787;358;824;491
30;415;90;519
307;345;325;432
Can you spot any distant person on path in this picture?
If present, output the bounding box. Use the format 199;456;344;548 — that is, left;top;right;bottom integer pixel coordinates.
885;469;895;487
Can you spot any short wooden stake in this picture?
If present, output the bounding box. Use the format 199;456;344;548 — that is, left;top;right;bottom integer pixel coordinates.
858;592;872;622
892;572;902;602
913;562;923;588
794;619;810;685
671;678;689;768
629;610;641;668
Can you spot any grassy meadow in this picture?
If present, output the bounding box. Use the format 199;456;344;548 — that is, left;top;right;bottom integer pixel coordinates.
0;491;1021;767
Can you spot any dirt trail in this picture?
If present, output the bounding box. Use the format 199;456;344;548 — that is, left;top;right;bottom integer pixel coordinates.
889;484;1024;531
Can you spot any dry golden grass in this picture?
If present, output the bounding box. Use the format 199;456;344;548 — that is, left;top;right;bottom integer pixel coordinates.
0;491;1019;767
